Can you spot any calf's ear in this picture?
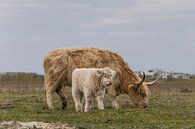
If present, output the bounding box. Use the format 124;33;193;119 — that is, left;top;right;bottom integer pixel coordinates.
113;71;116;77
96;70;103;77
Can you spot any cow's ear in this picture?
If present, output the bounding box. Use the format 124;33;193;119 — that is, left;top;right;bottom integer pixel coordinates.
96;70;103;77
128;84;138;92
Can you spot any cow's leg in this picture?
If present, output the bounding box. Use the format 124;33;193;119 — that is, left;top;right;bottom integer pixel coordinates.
56;86;67;110
43;89;48;109
107;95;120;109
96;95;104;110
106;87;120;109
45;82;58;110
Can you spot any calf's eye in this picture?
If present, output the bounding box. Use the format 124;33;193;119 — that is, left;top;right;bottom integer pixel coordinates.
103;75;107;78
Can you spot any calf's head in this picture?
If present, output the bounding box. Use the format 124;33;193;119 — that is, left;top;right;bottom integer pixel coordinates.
96;67;116;88
128;72;158;108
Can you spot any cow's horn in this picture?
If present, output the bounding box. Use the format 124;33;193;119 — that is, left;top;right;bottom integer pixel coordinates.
146;78;159;86
138;72;145;84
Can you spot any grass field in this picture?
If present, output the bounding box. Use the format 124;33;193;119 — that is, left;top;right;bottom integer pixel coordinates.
0;77;195;129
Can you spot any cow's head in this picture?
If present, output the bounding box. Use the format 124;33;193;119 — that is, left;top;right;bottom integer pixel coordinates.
128;72;158;108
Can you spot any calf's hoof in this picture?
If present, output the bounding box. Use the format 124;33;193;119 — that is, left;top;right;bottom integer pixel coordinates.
76;110;82;112
98;107;104;110
84;109;90;112
112;104;120;109
114;106;120;109
48;107;55;111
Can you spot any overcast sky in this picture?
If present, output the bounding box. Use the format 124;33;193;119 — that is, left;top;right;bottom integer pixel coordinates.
0;0;195;74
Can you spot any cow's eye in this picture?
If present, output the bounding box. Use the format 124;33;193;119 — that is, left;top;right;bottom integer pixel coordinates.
140;93;146;97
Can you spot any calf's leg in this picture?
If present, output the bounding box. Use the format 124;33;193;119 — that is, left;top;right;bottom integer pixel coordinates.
96;95;104;110
84;95;93;112
72;89;82;112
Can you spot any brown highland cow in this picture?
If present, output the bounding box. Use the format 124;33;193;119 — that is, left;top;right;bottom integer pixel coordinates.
43;47;158;110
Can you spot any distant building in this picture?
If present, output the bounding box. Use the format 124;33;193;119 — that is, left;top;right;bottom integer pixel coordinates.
136;69;192;80
141;69;162;79
159;72;170;79
169;73;191;79
181;74;191;79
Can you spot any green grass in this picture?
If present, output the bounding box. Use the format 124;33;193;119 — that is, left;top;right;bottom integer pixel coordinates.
1;88;195;129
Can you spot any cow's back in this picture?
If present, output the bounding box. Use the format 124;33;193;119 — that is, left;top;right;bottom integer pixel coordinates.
43;47;126;89
68;48;123;68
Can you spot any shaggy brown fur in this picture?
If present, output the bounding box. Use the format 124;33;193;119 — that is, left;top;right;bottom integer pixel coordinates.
43;47;156;109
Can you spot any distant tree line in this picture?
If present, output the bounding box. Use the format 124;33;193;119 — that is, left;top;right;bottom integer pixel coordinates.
0;72;44;83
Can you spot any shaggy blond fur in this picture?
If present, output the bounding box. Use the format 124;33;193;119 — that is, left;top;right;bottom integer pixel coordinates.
72;67;116;112
43;47;155;109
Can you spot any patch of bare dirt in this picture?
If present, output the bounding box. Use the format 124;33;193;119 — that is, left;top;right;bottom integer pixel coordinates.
0;121;75;129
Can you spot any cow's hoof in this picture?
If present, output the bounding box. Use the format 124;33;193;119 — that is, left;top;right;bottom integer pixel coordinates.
62;106;66;110
61;102;67;110
42;106;48;110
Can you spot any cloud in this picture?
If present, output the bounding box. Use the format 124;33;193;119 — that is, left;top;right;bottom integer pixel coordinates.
0;0;195;73
93;0;195;28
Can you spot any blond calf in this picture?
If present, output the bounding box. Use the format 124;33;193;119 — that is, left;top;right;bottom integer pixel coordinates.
72;67;116;112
